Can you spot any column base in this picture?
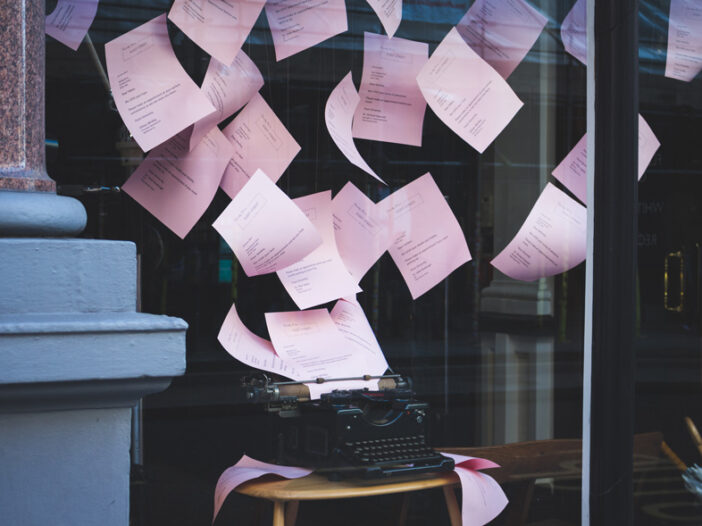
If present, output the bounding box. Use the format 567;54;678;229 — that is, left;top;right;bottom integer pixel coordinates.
0;190;86;236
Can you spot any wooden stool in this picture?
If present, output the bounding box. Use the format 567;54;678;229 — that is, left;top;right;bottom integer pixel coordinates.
236;471;462;526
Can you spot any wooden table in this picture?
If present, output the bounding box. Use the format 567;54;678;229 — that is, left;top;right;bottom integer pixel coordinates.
236;471;462;526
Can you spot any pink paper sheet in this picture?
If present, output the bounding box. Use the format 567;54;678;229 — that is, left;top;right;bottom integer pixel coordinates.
220;93;301;199
306;378;380;399
665;0;702;81
265;309;368;382
122;127;234;239
491;183;586;281
380;173;472;299
332;182;391;281
45;0;99;50
416;27;523;154
552;114;660;204
441;452;509;526
331;299;388;375
105;14;216;152
326;72;385;183
561;0;586;65
189;51;264;151
352;33;428;147
265;0;348;61
168;0;266;66
217;302;302;380
456;0;547;79
277;191;362;310
366;0;402;38
213;455;312;522
212;169;322;276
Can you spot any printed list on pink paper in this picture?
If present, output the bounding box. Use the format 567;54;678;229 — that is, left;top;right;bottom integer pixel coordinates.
168;0;266;66
326;72;385;184
380;172;472;299
212;169;322;277
665;0;702;82
442;452;509;526
561;0;586;65
122;127;234;239
217;302;302;380
332;182;391;281
352;33;428;147
220;93;301;199
552;114;660;204
331;299;388;375
416;28;523;154
105;14;216;152
265;309;368;382
491;183;586;281
265;0;348;61
46;0;99;51
456;0;547;79
213;455;312;522
277;191;362;310
188;50;264;151
366;0;402;38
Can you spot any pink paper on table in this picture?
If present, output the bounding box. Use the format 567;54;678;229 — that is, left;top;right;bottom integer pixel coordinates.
352;33;428;147
217;302;302;380
326;72;385;183
277;191;362;310
188;51;264;151
366;0;402;38
380;173;472;299
665;0;702;81
416;28;523;154
212;169;322;276
552;114;660;204
456;0;547;79
491;183;586;281
213;455;312;522
561;0;586;65
168;0;266;66
332;182;391;281
331;299;388;375
45;0;99;50
220;93;301;199
265;309;368;383
105;14;216;152
441;452;508;526
265;0;348;61
122;127;234;239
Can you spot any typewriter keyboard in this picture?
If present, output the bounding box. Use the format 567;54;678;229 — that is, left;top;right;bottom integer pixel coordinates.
345;435;440;464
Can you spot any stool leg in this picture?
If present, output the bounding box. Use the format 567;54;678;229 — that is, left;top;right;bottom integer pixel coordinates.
272;501;285;526
397;494;409;526
285;500;299;526
443;486;462;526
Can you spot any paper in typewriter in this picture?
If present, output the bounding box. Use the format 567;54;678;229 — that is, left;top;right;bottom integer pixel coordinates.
168;0;266;66
491;183;586;281
188;51;264;151
277;191;362;310
666;0;702;82
352;33;428;147
380;173;472;299
105;14;216;152
331;299;388;376
416;27;523;154
455;0;547;79
332;182;391;281
213;170;322;276
365;0;402;38
219;93;301;199
122;127;234;239
45;0;99;51
551;114;660;204
561;0;587;65
265;0;348;61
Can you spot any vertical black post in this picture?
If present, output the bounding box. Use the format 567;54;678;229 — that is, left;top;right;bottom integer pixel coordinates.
589;1;638;524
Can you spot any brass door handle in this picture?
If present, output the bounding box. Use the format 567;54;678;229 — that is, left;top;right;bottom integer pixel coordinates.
664;250;684;312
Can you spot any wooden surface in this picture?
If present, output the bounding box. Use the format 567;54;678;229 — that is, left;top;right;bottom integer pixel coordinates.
236;471;460;502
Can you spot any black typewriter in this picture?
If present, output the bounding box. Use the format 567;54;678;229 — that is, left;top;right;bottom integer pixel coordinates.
240;374;455;480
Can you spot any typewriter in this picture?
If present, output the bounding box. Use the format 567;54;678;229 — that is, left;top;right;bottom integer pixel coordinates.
240;374;455;480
